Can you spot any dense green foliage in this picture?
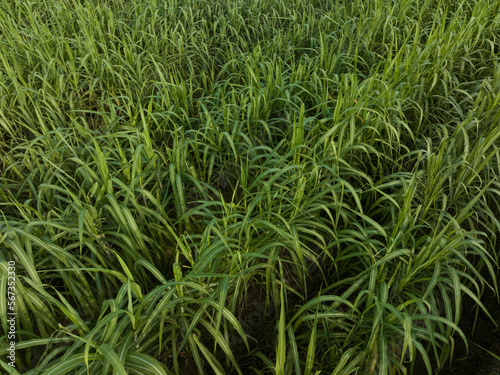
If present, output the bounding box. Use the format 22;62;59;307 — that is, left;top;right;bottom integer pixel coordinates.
1;0;499;373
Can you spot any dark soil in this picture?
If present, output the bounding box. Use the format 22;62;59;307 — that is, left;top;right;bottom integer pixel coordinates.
438;290;500;375
411;287;500;375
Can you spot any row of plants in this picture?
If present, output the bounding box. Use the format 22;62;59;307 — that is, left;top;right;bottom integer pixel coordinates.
1;0;499;373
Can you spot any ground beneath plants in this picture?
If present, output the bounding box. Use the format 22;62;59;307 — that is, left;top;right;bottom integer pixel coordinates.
441;291;500;375
411;280;500;375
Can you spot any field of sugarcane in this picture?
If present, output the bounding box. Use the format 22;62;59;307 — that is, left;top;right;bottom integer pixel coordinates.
1;0;500;374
